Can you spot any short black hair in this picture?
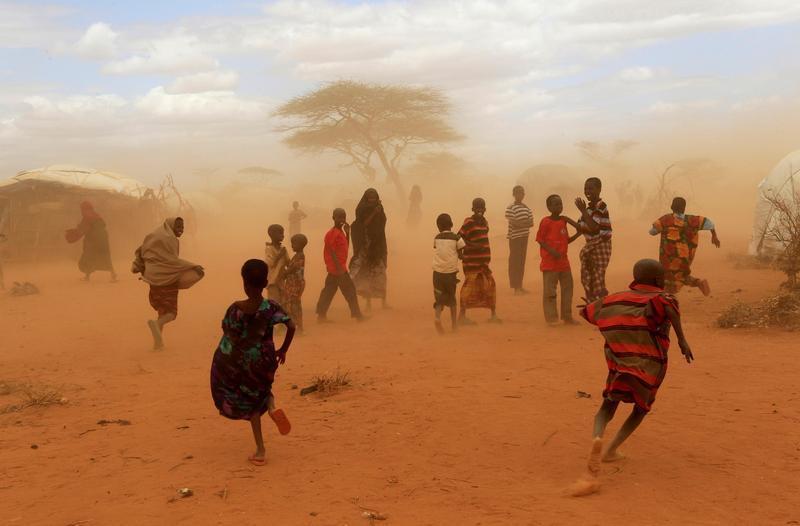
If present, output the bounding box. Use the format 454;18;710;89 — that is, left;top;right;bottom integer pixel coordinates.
671;197;687;212
585;177;602;189
633;258;664;286
291;233;308;249
546;194;561;207
268;224;284;237
436;213;453;231
472;197;486;210
241;258;269;288
513;185;525;194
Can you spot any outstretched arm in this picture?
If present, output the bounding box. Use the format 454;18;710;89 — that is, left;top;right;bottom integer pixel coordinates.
711;228;721;248
666;305;693;363
276;319;297;364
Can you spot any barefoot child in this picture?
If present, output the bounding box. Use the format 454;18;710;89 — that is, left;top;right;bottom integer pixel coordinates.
210;259;295;466
458;198;500;324
573;259;693;494
264;224;290;303
535;195;581;325
433;213;465;333
280;234;307;333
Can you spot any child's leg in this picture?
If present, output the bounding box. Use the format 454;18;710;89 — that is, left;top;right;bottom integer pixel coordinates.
561;271;575;322
593;399;619;438
603;406;646;461
448;305;457;330
157;312;177;331
542;272;559;323
434;304;443;320
249;414;266;461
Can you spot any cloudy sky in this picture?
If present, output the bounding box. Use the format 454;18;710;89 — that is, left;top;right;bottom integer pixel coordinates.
1;0;799;180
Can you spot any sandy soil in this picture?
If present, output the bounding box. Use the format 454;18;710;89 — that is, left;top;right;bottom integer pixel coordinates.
1;222;799;526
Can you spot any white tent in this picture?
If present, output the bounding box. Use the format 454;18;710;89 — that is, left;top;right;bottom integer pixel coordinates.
749;150;800;255
0;165;148;198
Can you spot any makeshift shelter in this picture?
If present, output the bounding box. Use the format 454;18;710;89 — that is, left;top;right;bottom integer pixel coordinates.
0;165;161;260
749;151;800;256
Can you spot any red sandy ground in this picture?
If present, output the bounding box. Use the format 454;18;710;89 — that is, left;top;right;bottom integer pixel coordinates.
1;226;799;526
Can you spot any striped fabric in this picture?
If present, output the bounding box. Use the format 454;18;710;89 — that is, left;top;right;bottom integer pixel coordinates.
505;202;533;239
580;199;612;243
580;283;679;412
458;215;491;272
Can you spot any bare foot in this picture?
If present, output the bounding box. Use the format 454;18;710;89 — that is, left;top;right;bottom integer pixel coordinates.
434;319;445;335
567;474;601;497
587;437;603;476
487;316;503;324
602;449;626;463
147;320;164;350
248;450;266;466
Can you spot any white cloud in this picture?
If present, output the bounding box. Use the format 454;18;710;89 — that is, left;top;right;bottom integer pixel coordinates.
135;87;268;122
619;66;656;82
74;22;118;60
104;30;218;75
166;70;239;94
645;100;720;114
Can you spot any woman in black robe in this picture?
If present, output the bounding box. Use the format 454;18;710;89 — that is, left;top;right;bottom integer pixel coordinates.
349;188;388;310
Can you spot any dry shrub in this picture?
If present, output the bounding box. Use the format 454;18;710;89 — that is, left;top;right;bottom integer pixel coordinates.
310;368;351;396
717;291;800;330
726;253;773;270
0;384;66;414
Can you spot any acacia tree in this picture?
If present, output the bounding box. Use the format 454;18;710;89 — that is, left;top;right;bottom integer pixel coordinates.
274;80;462;197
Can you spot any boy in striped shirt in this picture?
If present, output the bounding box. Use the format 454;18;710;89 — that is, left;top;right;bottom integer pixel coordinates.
505;185;534;295
458;198;500;324
575;177;612;302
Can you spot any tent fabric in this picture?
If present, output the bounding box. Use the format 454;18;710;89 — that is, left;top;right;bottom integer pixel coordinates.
749;151;800;255
0;165;148;198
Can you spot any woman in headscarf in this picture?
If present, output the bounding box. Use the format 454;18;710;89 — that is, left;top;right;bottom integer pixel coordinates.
132;217;204;350
349;188;388;310
65;201;117;282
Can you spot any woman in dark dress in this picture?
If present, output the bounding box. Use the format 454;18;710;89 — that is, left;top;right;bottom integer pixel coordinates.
349;188;388;310
65;201;117;282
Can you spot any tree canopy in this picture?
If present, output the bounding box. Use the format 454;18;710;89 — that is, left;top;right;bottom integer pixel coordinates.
274;80;462;195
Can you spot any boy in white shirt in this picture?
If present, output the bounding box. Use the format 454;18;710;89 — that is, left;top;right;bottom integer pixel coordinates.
433;213;466;333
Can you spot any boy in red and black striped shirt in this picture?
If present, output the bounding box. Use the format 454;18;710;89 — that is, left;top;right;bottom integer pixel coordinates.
457;198;500;324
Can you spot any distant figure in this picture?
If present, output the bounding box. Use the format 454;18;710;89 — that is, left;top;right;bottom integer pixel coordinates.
210;259;295;466
288;201;307;238
570;259;693;496
280;234;307;333
65;201;117;282
535;195;581;325
407;185;423;228
432;213;465;333
650;197;720;295
505;185;534;295
350;188;388;310
264;224;290;303
458;198;500;324
0;233;6;290
575;177;612;302
132;217;204;350
316;208;364;322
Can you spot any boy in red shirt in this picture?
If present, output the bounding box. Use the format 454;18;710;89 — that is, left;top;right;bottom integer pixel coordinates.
315;208;364;322
536;195;581;325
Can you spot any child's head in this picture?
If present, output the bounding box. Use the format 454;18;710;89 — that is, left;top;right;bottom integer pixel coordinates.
292;201;299;210
671;197;687;215
546;194;563;215
471;197;486;216
267;224;284;244
436;213;453;232
584;177;602;201
291;233;308;252
633;258;665;288
241;258;269;298
512;185;525;202
332;208;347;227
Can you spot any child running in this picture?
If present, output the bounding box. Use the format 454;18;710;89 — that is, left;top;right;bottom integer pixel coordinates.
535;195;581;325
280;234;307;333
264;224;290;303
210;259;295;466
570;258;694;496
433;213;465;333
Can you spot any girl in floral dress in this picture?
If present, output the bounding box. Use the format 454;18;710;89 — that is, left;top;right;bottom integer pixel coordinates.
210;259;296;465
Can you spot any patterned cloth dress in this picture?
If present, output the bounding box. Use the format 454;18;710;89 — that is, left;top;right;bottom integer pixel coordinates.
210;299;291;420
652;213;712;292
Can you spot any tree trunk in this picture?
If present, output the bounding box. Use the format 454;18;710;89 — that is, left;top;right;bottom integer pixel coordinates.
371;144;406;200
